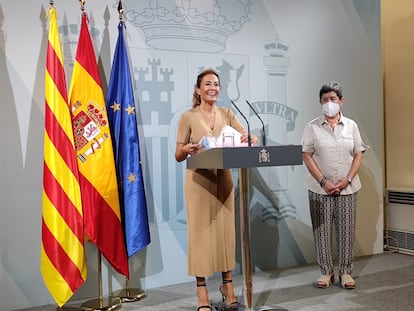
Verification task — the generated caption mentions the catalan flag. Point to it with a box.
[68,12,129,277]
[106,21,150,258]
[41,7,86,306]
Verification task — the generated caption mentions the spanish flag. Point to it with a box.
[68,12,129,277]
[41,7,86,306]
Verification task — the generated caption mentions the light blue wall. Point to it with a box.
[0,0,382,309]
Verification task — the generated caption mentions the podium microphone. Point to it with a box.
[245,100,266,146]
[231,100,251,146]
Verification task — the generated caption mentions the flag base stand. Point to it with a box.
[113,287,146,303]
[80,296,121,311]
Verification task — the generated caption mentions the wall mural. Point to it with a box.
[0,0,382,307]
[47,0,379,291]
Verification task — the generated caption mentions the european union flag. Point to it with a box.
[106,21,150,257]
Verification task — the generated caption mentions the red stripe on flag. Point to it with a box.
[44,103,79,174]
[75,14,101,86]
[79,173,129,276]
[46,41,68,103]
[41,220,85,292]
[43,164,83,242]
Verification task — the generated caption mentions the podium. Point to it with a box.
[187,145,302,311]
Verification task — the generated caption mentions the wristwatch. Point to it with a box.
[347,176,352,185]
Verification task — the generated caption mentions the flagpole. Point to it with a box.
[76,0,120,309]
[112,259,146,303]
[43,1,87,309]
[109,0,149,304]
[113,278,146,303]
[81,251,121,311]
[66,0,130,308]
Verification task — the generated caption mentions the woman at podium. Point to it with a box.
[301,81,368,290]
[175,68,257,311]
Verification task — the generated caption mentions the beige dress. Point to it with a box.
[176,106,245,277]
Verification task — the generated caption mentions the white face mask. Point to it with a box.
[322,101,340,117]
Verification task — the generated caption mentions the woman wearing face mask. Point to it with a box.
[301,81,368,290]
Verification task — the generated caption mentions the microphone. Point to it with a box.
[231,100,251,146]
[245,100,266,146]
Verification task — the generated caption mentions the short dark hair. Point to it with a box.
[319,81,343,100]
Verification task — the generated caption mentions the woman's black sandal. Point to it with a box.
[219,279,240,310]
[197,282,212,310]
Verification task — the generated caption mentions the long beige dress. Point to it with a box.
[176,106,245,277]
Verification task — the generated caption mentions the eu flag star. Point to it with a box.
[127,172,136,183]
[125,105,136,115]
[111,102,121,112]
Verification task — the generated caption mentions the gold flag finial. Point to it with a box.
[47,0,55,19]
[79,0,86,12]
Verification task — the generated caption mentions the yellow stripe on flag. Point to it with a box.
[40,245,74,306]
[42,191,85,268]
[43,133,83,216]
[45,71,76,146]
[70,61,121,219]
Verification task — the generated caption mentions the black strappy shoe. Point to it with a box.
[197,282,212,311]
[219,279,240,310]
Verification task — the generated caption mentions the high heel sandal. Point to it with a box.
[219,279,240,310]
[197,282,212,311]
[340,274,356,289]
[316,273,335,288]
